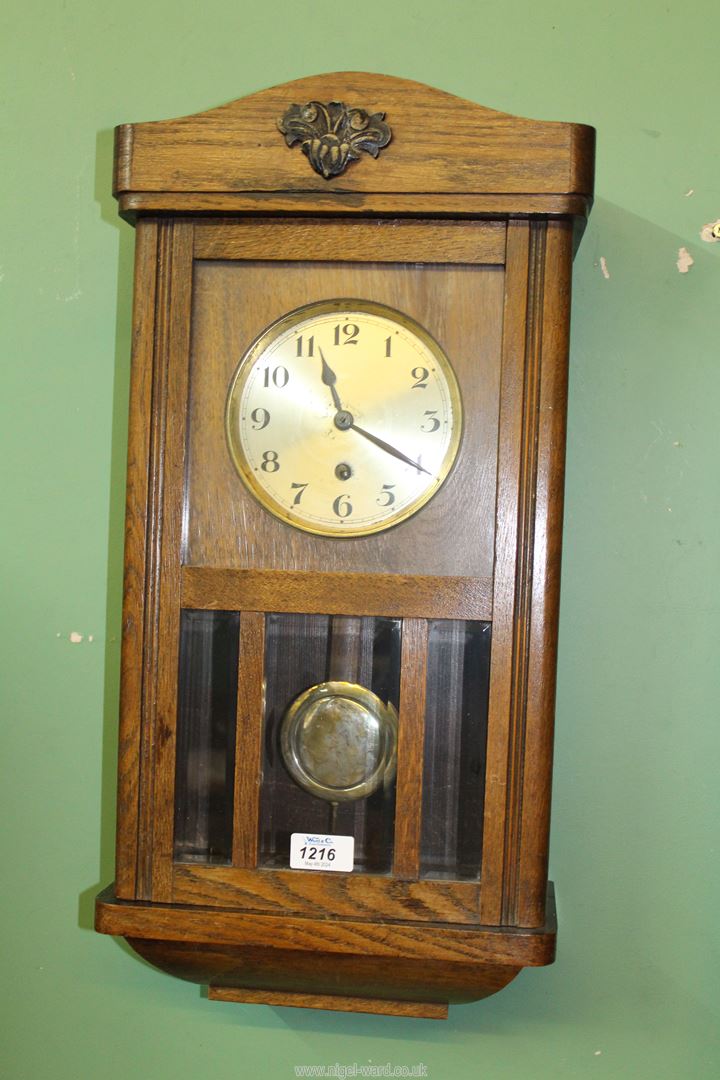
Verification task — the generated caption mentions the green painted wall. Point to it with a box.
[3,2,719,1077]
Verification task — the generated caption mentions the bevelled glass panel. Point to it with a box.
[174,609,239,863]
[258,613,401,873]
[420,620,491,880]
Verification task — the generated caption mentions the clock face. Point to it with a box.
[225,299,462,537]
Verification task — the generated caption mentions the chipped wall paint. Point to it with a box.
[676,246,694,273]
[700,220,720,243]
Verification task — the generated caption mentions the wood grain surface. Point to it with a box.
[393,620,428,880]
[480,220,532,925]
[141,938,521,1011]
[118,190,592,220]
[114,219,158,899]
[231,611,265,868]
[500,219,548,927]
[207,986,449,1018]
[143,220,194,903]
[181,567,492,620]
[96,883,557,967]
[514,219,573,926]
[172,863,483,924]
[114,72,594,205]
[193,218,506,264]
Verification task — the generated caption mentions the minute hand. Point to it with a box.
[349,422,432,476]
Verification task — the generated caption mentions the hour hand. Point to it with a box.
[319,348,343,411]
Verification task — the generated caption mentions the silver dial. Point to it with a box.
[226,299,462,537]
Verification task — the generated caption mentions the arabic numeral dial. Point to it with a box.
[225,300,462,537]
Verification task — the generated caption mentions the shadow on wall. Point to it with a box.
[553,194,719,1024]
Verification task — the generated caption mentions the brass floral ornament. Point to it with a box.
[278,100,392,179]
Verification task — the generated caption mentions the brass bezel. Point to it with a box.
[280,680,398,803]
[225,298,463,538]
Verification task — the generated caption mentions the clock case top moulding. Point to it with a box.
[97,71,595,1019]
[113,70,594,221]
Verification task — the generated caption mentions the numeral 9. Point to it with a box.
[251,408,270,430]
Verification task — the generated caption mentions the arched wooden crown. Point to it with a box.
[114,71,594,219]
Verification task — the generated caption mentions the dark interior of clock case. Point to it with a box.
[420,619,490,879]
[258,612,400,873]
[173,609,490,879]
[173,610,239,864]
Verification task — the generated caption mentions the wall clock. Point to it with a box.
[95,72,594,1018]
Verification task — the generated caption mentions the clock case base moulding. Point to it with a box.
[96,884,556,1019]
[95,71,594,1017]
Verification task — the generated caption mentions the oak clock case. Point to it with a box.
[95,72,595,1019]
